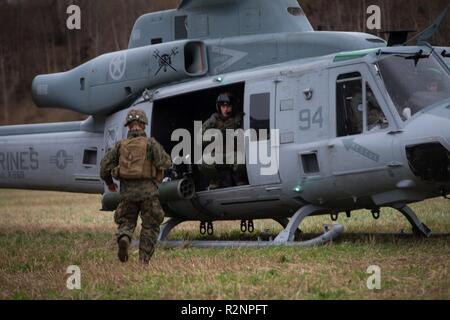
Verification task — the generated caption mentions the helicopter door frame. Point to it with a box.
[329,63,396,139]
[329,63,396,193]
[243,80,281,186]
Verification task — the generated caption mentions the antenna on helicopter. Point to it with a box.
[402,4,449,46]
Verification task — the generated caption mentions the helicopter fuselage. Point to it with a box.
[1,0,449,231]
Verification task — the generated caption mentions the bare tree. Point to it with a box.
[1,58,8,124]
[0,0,448,125]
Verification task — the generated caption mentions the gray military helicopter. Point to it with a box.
[1,0,449,247]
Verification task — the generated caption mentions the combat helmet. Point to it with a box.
[216,92,236,112]
[124,109,149,127]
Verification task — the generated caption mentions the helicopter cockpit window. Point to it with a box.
[443,56,450,68]
[250,93,271,141]
[378,53,450,120]
[442,50,450,68]
[336,72,363,137]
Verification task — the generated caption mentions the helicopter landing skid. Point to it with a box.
[273,217,303,241]
[158,217,186,242]
[392,204,432,237]
[157,205,344,248]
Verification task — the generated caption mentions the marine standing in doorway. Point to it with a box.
[201,92,247,189]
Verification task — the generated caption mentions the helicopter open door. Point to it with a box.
[244,81,281,186]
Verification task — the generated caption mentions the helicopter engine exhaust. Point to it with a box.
[32,40,208,115]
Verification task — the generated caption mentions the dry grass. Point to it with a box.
[0,189,449,300]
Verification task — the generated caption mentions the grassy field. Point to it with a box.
[0,189,449,300]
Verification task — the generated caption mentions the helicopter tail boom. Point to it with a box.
[0,117,104,194]
[32,40,208,116]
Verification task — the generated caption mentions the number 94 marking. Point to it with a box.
[299,107,323,131]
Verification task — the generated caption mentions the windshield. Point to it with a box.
[377,53,450,120]
[444,57,450,69]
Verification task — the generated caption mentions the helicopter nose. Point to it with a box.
[428,103,450,149]
[401,103,450,187]
[409,102,450,148]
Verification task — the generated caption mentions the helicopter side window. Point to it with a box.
[174,15,188,40]
[250,93,271,141]
[82,148,98,166]
[336,72,363,137]
[366,83,388,131]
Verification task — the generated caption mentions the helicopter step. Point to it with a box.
[273,217,303,241]
[273,205,333,243]
[158,218,186,242]
[157,205,344,248]
[392,204,432,238]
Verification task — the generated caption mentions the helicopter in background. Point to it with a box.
[0,0,449,247]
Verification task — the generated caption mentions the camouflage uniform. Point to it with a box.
[100,125,171,262]
[350,92,385,133]
[201,112,247,186]
[202,112,243,134]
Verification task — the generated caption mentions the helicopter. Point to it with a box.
[0,0,449,247]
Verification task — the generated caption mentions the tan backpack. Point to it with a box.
[117,136,152,179]
[113,136,164,182]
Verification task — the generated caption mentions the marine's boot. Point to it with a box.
[139,252,150,265]
[118,236,130,263]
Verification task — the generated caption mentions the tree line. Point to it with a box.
[0,0,448,125]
